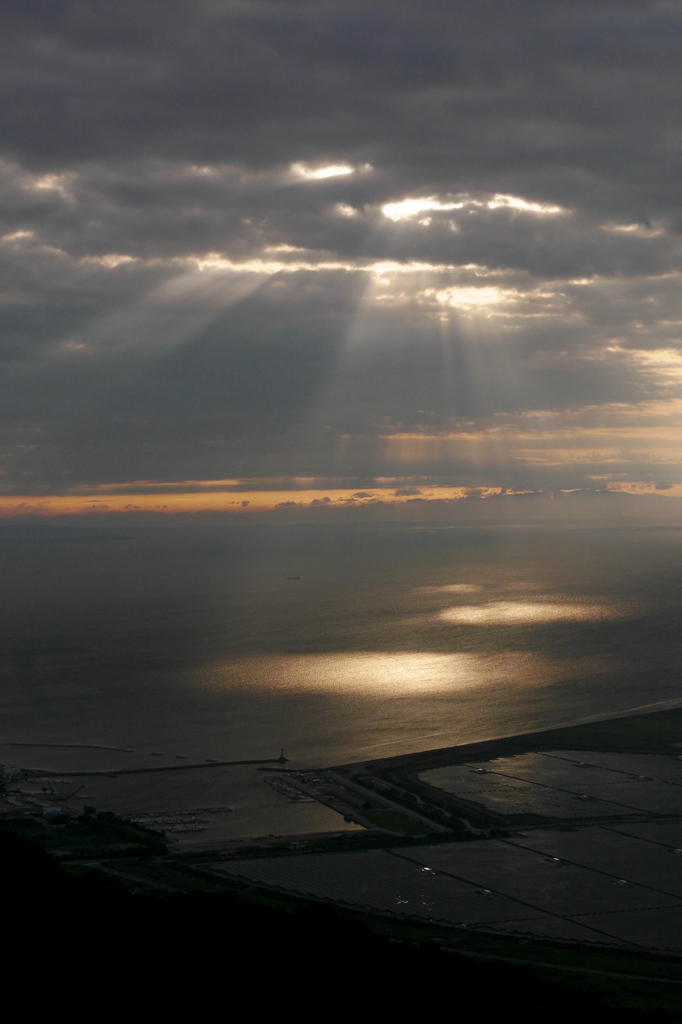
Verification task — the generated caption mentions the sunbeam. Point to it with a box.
[53,267,273,358]
[291,258,537,491]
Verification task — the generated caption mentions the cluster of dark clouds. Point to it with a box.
[2,1,682,502]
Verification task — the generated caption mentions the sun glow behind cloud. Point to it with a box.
[487,194,564,214]
[425,285,512,309]
[381,197,468,221]
[291,162,371,180]
[381,193,566,221]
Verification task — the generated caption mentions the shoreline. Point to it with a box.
[331,704,682,776]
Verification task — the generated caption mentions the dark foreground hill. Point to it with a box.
[1,825,676,1021]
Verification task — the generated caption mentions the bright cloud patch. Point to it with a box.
[487,194,564,214]
[291,162,357,179]
[382,197,467,221]
[427,285,512,309]
[381,193,565,221]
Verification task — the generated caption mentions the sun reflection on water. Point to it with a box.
[419,583,483,593]
[439,601,621,625]
[202,650,585,696]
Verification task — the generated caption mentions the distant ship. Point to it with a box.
[287,576,301,580]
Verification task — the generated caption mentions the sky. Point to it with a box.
[3,0,682,521]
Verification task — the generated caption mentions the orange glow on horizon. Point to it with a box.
[0,486,486,517]
[0,479,681,518]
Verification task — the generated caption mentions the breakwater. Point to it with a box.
[28,758,283,778]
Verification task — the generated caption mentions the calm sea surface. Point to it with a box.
[2,523,681,838]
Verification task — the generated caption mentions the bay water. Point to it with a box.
[2,523,681,841]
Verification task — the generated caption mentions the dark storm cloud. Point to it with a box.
[2,1,680,214]
[2,1,682,498]
[3,2,678,232]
